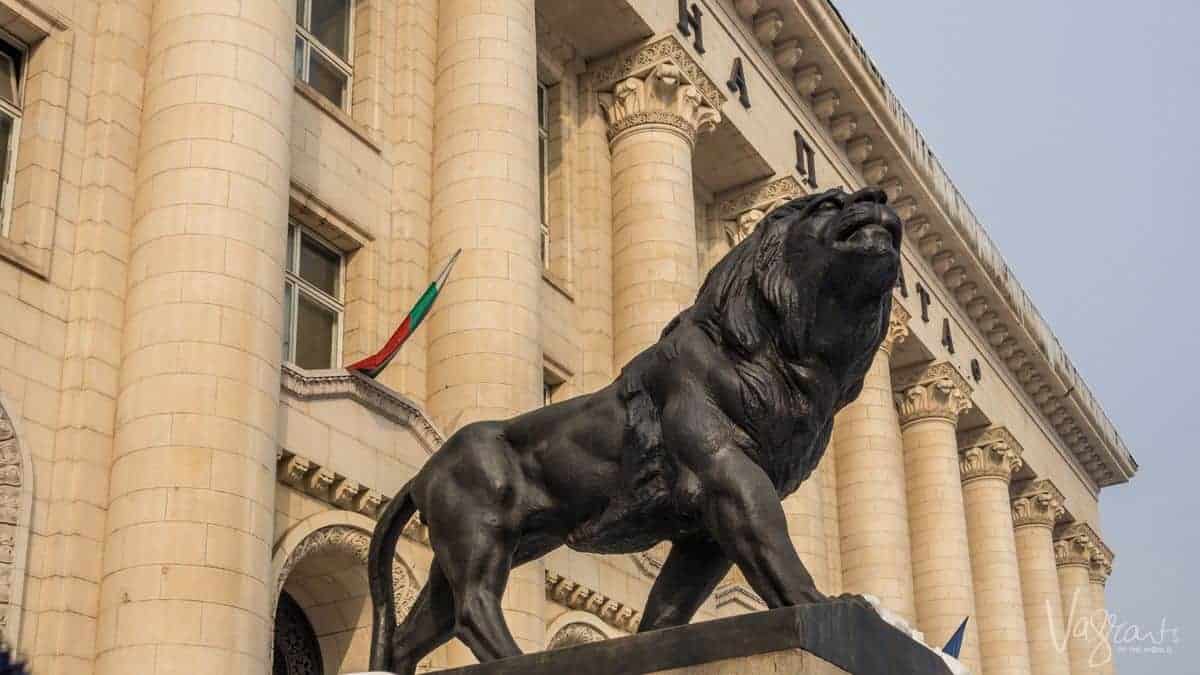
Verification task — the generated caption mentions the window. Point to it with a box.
[295,0,353,109]
[284,223,345,370]
[537,81,551,271]
[0,33,25,237]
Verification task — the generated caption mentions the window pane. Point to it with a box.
[0,115,12,210]
[295,292,337,369]
[294,35,305,80]
[286,225,297,272]
[310,0,350,61]
[299,234,339,296]
[306,49,347,108]
[296,0,306,26]
[282,281,295,361]
[537,83,546,129]
[0,53,14,106]
[538,135,548,224]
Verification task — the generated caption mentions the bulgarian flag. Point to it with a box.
[347,249,461,379]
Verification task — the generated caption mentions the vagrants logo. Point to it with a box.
[1048,590,1182,666]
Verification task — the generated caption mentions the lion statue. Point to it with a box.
[367,187,903,673]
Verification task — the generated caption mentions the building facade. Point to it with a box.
[0,1,1137,674]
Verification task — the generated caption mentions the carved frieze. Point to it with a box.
[548,622,608,649]
[892,362,973,425]
[958,427,1024,484]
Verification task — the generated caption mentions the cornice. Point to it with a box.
[892,361,973,425]
[1011,479,1066,529]
[958,427,1024,484]
[280,364,444,453]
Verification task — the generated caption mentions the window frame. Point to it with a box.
[295,0,355,111]
[0,29,27,239]
[284,221,346,370]
[537,80,551,272]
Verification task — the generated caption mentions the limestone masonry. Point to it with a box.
[0,1,1134,674]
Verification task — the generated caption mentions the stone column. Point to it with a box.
[1055,525,1100,675]
[1012,480,1072,675]
[833,305,917,622]
[96,1,297,673]
[426,0,544,655]
[598,57,720,368]
[783,473,828,592]
[1089,552,1115,675]
[894,362,980,671]
[959,428,1032,675]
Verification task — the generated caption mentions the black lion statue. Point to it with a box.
[368,187,903,673]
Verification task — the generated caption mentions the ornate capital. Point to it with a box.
[598,62,721,145]
[587,36,724,146]
[1011,479,1066,529]
[892,362,973,426]
[715,177,804,246]
[1054,522,1110,571]
[958,427,1024,484]
[1089,552,1113,585]
[880,303,911,355]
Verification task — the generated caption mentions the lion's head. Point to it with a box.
[694,187,901,401]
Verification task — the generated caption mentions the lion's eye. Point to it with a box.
[819,200,840,211]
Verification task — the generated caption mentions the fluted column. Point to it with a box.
[426,0,544,655]
[894,362,980,671]
[959,428,1032,675]
[833,304,917,622]
[596,51,721,367]
[1056,525,1100,675]
[1012,480,1072,675]
[97,1,297,673]
[1089,553,1115,675]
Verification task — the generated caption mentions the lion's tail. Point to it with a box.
[368,480,417,671]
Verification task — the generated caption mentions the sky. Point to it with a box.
[833,2,1198,672]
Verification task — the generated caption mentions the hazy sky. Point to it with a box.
[834,2,1198,672]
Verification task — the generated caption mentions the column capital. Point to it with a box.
[958,426,1023,484]
[1010,479,1066,529]
[880,303,911,356]
[892,361,973,426]
[1054,522,1112,572]
[715,176,804,245]
[1089,552,1114,586]
[588,36,725,146]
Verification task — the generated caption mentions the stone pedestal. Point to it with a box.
[424,600,960,675]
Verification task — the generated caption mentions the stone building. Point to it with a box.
[0,0,1136,674]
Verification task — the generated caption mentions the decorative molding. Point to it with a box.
[958,427,1024,484]
[548,622,608,650]
[631,541,669,579]
[714,581,766,613]
[545,571,642,634]
[1010,479,1066,529]
[280,364,444,453]
[0,395,29,647]
[880,303,911,355]
[275,525,418,620]
[892,362,973,426]
[1089,552,1113,586]
[585,35,726,110]
[597,63,720,145]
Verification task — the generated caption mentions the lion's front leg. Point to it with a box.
[639,537,732,632]
[697,450,826,608]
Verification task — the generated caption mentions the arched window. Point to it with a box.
[273,590,325,675]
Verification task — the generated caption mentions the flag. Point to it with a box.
[942,616,969,659]
[347,249,461,379]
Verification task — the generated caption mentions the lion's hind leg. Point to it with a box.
[389,561,456,675]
